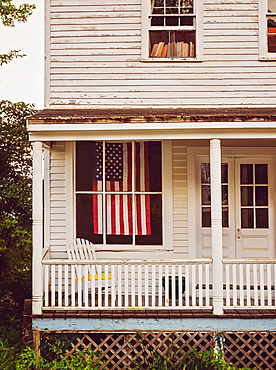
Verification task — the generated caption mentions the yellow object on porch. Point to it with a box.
[76,274,113,283]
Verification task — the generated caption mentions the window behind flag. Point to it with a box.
[76,141,162,246]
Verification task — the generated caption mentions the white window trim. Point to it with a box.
[68,140,173,251]
[141,0,203,62]
[259,0,276,60]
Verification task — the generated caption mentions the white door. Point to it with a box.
[235,158,275,259]
[197,157,275,259]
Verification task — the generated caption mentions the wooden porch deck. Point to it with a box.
[37,307,276,319]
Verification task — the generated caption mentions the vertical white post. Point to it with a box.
[32,141,44,315]
[210,139,223,315]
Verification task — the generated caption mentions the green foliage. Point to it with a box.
[130,335,259,370]
[0,293,24,370]
[0,0,35,27]
[0,100,36,304]
[16,342,105,370]
[0,0,36,64]
[0,50,26,66]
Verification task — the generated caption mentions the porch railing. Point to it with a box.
[42,259,212,309]
[223,259,276,308]
[41,258,276,311]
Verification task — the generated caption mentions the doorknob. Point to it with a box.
[237,228,241,240]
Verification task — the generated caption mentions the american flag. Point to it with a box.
[92,142,151,236]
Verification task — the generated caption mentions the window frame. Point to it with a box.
[72,140,173,251]
[141,0,203,61]
[259,0,276,60]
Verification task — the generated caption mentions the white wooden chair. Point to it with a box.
[67,238,113,283]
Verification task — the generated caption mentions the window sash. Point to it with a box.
[75,141,163,246]
[142,0,202,60]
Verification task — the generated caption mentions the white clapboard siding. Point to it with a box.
[172,141,188,255]
[46,0,276,108]
[50,142,67,258]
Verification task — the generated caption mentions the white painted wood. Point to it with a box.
[234,157,275,259]
[32,142,44,315]
[42,258,212,309]
[42,0,276,108]
[210,139,223,315]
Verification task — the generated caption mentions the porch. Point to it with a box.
[40,257,276,312]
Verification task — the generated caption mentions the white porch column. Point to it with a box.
[210,139,223,315]
[32,141,43,315]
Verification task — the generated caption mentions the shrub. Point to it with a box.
[16,341,105,370]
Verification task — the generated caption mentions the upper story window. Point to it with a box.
[142,0,202,60]
[267,0,276,52]
[259,0,276,59]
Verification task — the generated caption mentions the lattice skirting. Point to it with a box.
[39,331,276,369]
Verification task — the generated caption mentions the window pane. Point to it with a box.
[165,16,178,26]
[240,164,253,184]
[201,185,211,205]
[202,207,211,227]
[255,164,268,184]
[76,194,103,244]
[201,163,210,183]
[267,16,276,52]
[105,142,132,192]
[241,186,253,206]
[268,0,276,13]
[76,141,103,191]
[136,194,162,245]
[135,141,162,192]
[256,208,269,228]
[151,16,164,26]
[241,208,254,229]
[106,194,133,236]
[255,186,268,206]
[149,30,195,57]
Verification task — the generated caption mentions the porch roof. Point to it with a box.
[28,107,276,125]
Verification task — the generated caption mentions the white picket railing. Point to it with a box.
[223,259,276,308]
[42,259,212,309]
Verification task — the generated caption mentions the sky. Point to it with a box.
[0,0,44,109]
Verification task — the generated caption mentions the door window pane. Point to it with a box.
[256,208,269,228]
[222,185,228,206]
[241,208,254,229]
[201,163,210,183]
[222,207,229,228]
[201,185,211,205]
[241,186,253,206]
[221,163,228,183]
[202,207,211,228]
[255,164,268,184]
[255,186,268,206]
[240,164,253,184]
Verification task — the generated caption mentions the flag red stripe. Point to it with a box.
[111,194,116,234]
[145,194,151,234]
[128,194,133,235]
[119,194,124,235]
[136,194,142,235]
